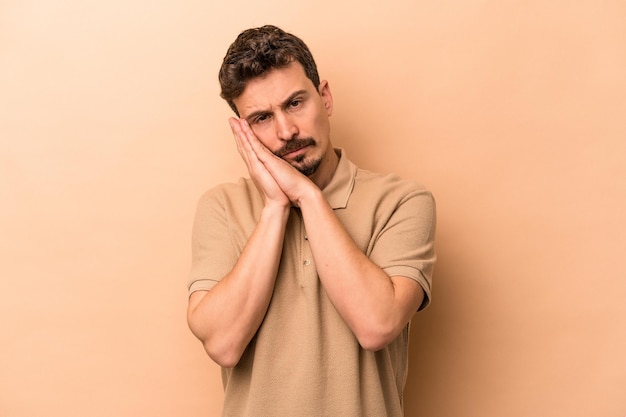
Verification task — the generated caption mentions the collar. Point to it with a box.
[321,148,356,210]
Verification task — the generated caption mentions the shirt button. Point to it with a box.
[304,235,308,240]
[303,259,311,266]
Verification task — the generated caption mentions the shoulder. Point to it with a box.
[354,167,434,205]
[197,177,259,207]
[192,177,262,235]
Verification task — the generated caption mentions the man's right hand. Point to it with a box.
[229,118,291,209]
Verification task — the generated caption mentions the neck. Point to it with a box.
[311,147,340,190]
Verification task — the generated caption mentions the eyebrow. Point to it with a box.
[244,89,309,123]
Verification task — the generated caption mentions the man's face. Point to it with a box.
[232,62,334,178]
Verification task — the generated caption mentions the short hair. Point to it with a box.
[219,25,321,115]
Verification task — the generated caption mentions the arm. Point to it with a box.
[186,120,291,368]
[239,120,427,351]
[298,189,425,351]
[187,204,289,367]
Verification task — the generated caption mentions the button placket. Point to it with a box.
[302,229,312,268]
[300,219,315,287]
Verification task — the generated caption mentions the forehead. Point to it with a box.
[234,62,315,117]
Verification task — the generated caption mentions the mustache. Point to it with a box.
[274,138,316,158]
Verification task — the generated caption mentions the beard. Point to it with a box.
[292,155,322,176]
[274,137,321,176]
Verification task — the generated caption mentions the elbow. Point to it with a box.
[209,352,241,369]
[203,339,244,368]
[358,334,394,352]
[355,324,399,352]
[188,318,244,367]
[187,308,244,368]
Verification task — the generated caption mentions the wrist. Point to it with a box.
[295,186,324,208]
[261,201,291,222]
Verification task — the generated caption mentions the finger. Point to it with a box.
[239,120,282,165]
[229,118,245,155]
[232,118,276,186]
[229,118,255,168]
[237,120,265,168]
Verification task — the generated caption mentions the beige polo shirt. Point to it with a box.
[189,149,436,417]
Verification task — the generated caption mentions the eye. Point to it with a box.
[289,98,303,109]
[252,113,271,124]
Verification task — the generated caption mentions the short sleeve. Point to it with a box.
[187,189,239,294]
[370,187,437,310]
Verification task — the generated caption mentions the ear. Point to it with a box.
[318,80,333,117]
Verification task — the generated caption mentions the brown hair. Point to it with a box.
[218,25,320,115]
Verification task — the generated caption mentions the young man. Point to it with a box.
[187,25,436,417]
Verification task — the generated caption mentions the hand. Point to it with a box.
[234,119,317,206]
[229,118,290,208]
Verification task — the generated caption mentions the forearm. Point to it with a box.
[187,203,290,367]
[298,189,423,350]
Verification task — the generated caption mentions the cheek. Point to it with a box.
[314,114,331,137]
[303,110,328,136]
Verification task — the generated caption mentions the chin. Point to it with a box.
[295,157,322,177]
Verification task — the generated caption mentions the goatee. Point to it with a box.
[274,137,320,176]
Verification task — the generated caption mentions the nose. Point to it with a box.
[275,112,299,141]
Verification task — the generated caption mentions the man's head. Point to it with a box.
[220,25,337,186]
[219,25,320,116]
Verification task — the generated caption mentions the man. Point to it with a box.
[187,25,436,417]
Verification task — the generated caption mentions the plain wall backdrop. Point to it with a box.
[1,1,624,416]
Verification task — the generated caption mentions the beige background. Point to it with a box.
[2,1,625,416]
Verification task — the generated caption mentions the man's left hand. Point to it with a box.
[237,119,316,206]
